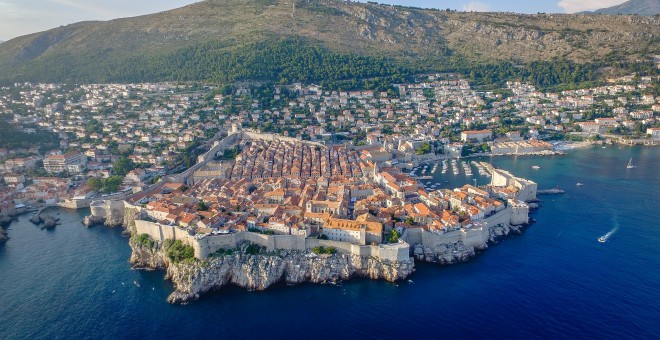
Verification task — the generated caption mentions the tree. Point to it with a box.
[415,142,431,155]
[165,239,195,263]
[196,200,209,211]
[112,156,136,177]
[405,217,415,225]
[87,177,103,191]
[387,229,401,243]
[102,176,123,193]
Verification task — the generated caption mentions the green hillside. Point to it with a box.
[0,0,658,87]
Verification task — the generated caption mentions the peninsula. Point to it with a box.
[88,129,537,303]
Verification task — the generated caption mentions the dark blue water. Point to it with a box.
[1,146,659,339]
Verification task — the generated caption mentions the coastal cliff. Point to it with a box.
[130,239,414,304]
[413,241,476,264]
[0,227,8,243]
[411,224,526,264]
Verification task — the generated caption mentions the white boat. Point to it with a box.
[626,158,634,169]
[576,183,584,186]
[531,165,540,169]
[598,236,606,243]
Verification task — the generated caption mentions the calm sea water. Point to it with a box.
[1,146,659,339]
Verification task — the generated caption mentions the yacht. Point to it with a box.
[576,182,584,186]
[598,236,606,243]
[626,158,634,169]
[531,165,540,170]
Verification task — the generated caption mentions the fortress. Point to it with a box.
[86,130,536,265]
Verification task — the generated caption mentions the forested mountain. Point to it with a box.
[0,0,658,88]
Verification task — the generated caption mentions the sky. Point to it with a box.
[0,0,628,41]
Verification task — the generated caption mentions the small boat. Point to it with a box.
[408,280,414,284]
[598,236,606,243]
[112,290,116,294]
[531,165,540,170]
[626,158,634,169]
[133,280,140,287]
[576,183,584,186]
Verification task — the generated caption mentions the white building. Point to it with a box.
[43,151,87,174]
[461,130,492,142]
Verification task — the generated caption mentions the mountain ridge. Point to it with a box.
[583,0,660,15]
[0,0,658,85]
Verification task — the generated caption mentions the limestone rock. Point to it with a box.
[0,227,8,243]
[83,215,105,228]
[129,240,414,304]
[417,241,476,265]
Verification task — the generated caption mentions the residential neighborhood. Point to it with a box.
[0,73,658,214]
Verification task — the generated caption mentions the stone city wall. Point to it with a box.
[134,219,408,261]
[241,131,324,147]
[403,206,517,249]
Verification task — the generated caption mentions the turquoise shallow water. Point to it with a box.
[1,146,659,339]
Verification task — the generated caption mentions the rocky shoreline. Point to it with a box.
[413,223,526,264]
[0,227,8,243]
[128,222,530,304]
[130,239,415,304]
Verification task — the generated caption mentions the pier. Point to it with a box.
[537,188,565,195]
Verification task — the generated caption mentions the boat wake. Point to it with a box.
[599,227,618,243]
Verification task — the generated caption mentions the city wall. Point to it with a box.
[89,199,126,225]
[241,131,324,147]
[403,206,517,249]
[134,220,409,262]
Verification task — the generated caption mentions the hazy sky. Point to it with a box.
[0,0,628,41]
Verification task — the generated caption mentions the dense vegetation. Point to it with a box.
[134,233,156,248]
[454,57,659,91]
[0,120,60,151]
[311,246,337,255]
[87,176,124,194]
[387,229,400,244]
[0,0,657,90]
[415,142,432,155]
[5,36,655,93]
[164,239,196,263]
[2,38,413,91]
[112,156,137,177]
[2,28,657,93]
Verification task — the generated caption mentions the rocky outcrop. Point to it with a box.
[413,241,476,264]
[488,224,524,243]
[86,200,126,228]
[83,215,105,228]
[130,240,414,304]
[410,223,529,265]
[0,227,8,243]
[40,217,59,229]
[123,206,141,233]
[0,215,12,228]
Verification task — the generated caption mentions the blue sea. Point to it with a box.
[1,146,659,339]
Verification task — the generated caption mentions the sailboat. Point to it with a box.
[626,158,634,169]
